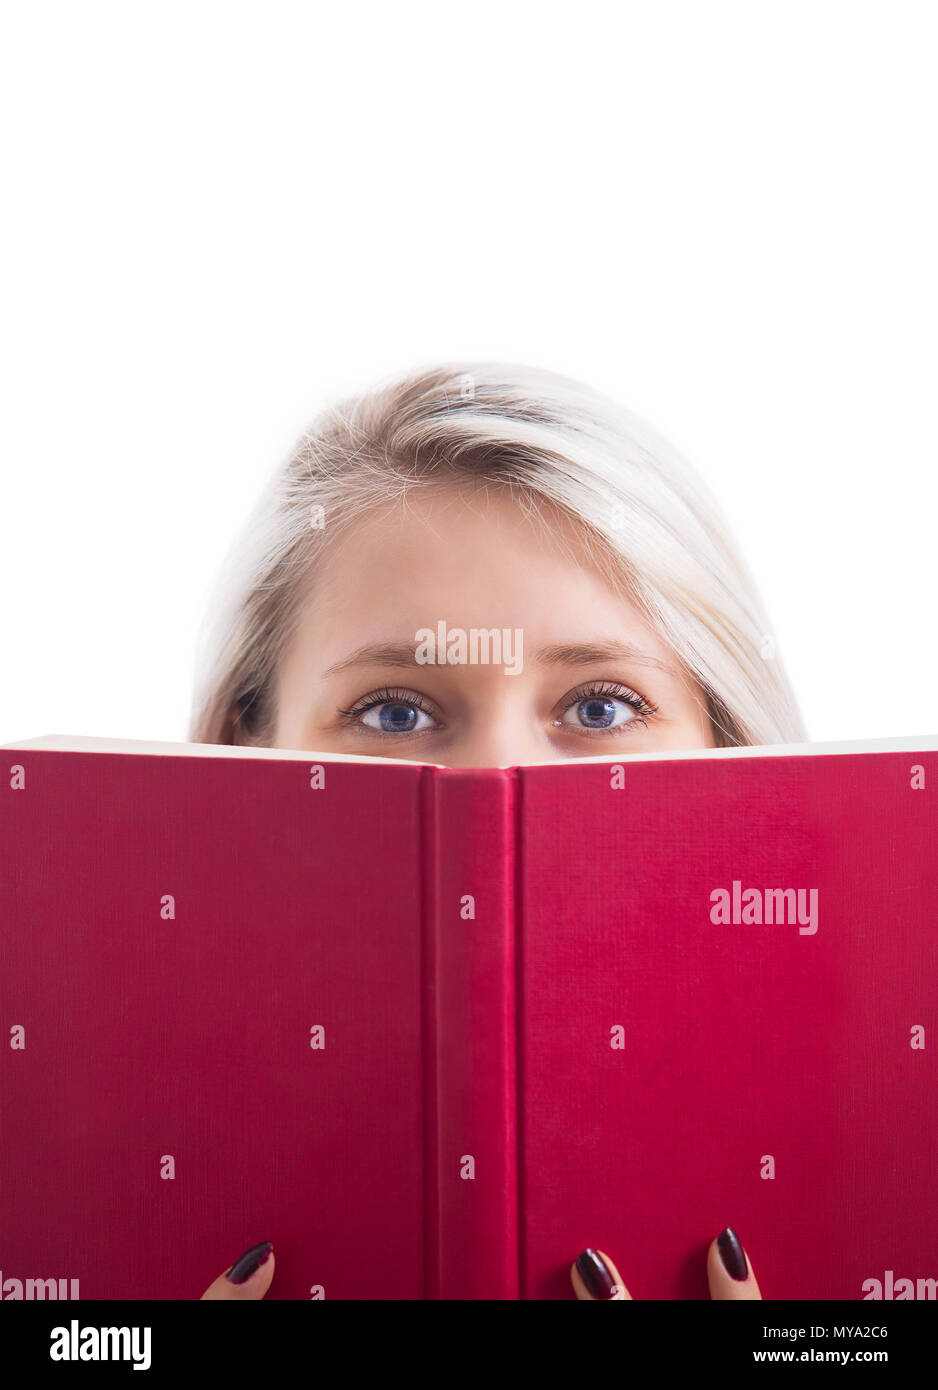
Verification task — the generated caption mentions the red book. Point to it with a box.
[1,733,936,1301]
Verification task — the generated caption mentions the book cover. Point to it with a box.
[1,735,936,1300]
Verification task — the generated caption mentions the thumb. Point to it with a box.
[201,1240,275,1300]
[570,1248,632,1300]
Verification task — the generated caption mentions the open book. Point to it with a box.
[1,732,936,1301]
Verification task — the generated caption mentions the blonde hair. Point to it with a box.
[189,361,805,748]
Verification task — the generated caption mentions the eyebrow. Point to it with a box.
[322,638,680,679]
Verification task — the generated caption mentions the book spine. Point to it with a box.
[420,767,519,1299]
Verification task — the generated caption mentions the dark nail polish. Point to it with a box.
[575,1248,617,1299]
[717,1227,748,1281]
[225,1240,273,1285]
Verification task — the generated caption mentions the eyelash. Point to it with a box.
[558,680,659,735]
[336,682,659,735]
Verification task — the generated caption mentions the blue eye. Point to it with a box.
[360,701,436,733]
[560,695,638,730]
[340,681,655,739]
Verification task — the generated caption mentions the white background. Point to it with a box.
[1,1,935,745]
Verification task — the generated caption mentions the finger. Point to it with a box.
[200,1240,275,1300]
[571,1247,632,1300]
[706,1227,762,1300]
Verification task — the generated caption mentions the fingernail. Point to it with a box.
[225,1240,273,1284]
[575,1248,617,1299]
[716,1227,748,1281]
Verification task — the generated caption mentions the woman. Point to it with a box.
[191,361,804,1299]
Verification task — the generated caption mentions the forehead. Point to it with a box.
[286,484,667,664]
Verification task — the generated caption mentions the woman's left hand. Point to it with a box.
[571,1226,762,1300]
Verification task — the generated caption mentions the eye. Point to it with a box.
[361,700,435,733]
[556,682,657,733]
[337,687,440,735]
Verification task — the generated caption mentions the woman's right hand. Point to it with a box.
[201,1241,275,1299]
